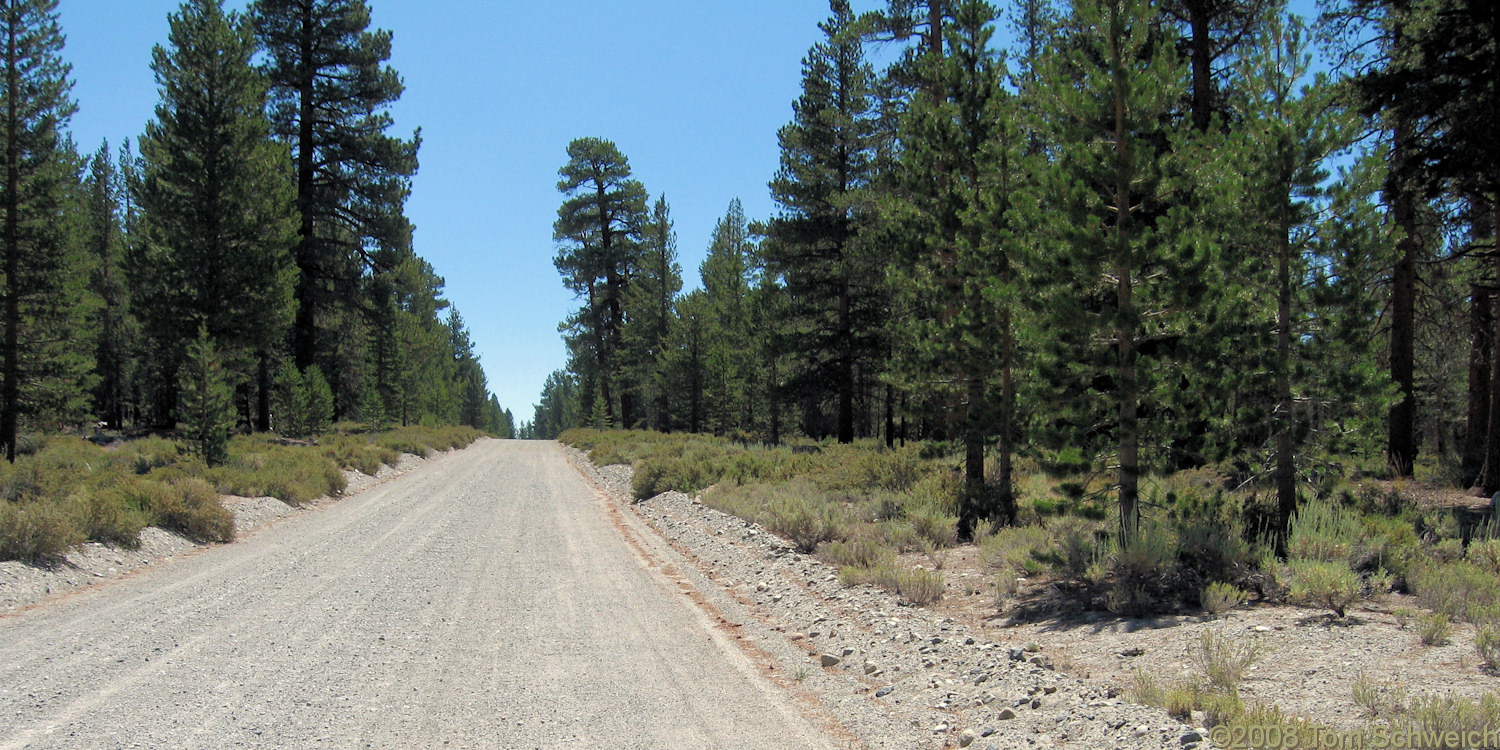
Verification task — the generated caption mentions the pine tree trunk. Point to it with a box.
[1483,202,1500,494]
[884,383,895,449]
[2,17,18,463]
[292,0,317,372]
[1275,201,1297,551]
[1187,0,1212,133]
[1111,10,1139,541]
[1464,278,1493,486]
[997,304,1016,525]
[837,281,854,444]
[256,352,272,432]
[961,376,985,539]
[1387,120,1419,476]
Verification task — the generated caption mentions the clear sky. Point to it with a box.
[63,0,885,422]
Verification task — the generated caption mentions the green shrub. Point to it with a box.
[1288,497,1363,564]
[1201,692,1246,728]
[1202,581,1248,617]
[1468,538,1500,576]
[1105,521,1177,615]
[1048,517,1101,580]
[1288,559,1362,617]
[822,537,894,571]
[905,502,958,549]
[979,524,1052,576]
[1417,612,1452,646]
[123,477,233,543]
[767,492,845,553]
[321,435,399,476]
[1402,692,1500,744]
[1408,561,1500,622]
[1174,493,1252,583]
[0,499,82,561]
[1477,627,1500,671]
[75,491,149,548]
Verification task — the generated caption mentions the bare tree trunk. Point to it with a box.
[1387,120,1419,476]
[961,376,986,539]
[1275,198,1297,551]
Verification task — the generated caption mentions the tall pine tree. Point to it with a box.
[553,137,648,428]
[0,0,92,460]
[254,0,419,380]
[764,0,884,444]
[136,0,297,429]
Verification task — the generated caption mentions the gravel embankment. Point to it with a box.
[563,447,1204,750]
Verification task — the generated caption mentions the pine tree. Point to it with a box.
[764,0,884,444]
[179,327,235,465]
[700,199,756,435]
[0,0,93,461]
[620,194,682,432]
[253,0,419,377]
[553,137,648,428]
[1034,0,1191,538]
[663,290,711,433]
[271,359,305,436]
[84,141,136,430]
[886,0,1027,530]
[136,0,297,430]
[1223,10,1357,544]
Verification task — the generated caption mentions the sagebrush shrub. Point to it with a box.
[1202,581,1248,617]
[1288,498,1363,564]
[1477,627,1500,671]
[0,500,82,561]
[895,566,943,605]
[1194,629,1264,694]
[1288,559,1362,617]
[1417,612,1452,646]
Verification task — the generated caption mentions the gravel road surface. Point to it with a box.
[0,439,838,749]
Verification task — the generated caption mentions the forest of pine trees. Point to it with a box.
[532,0,1500,540]
[0,0,515,454]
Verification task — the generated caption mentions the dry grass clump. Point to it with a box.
[894,566,944,605]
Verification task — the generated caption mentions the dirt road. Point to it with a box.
[0,439,838,749]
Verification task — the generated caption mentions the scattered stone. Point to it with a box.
[1119,647,1145,657]
[864,661,878,675]
[875,685,894,698]
[820,653,840,667]
[1182,730,1205,746]
[997,708,1017,720]
[958,728,977,747]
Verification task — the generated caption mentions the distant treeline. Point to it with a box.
[0,0,515,452]
[529,0,1499,541]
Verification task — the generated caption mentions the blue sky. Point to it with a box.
[64,0,885,420]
